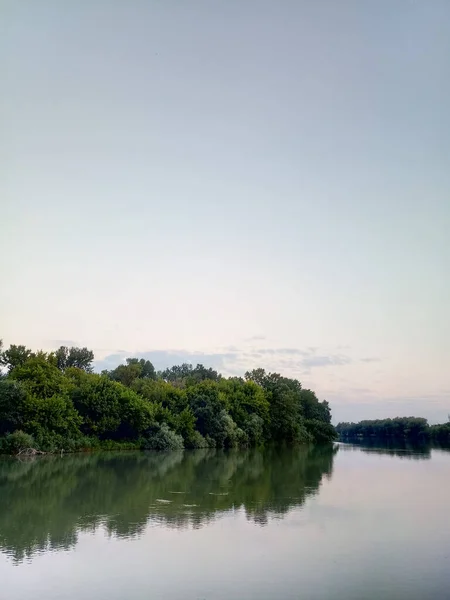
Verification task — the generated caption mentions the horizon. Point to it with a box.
[2,1,449,425]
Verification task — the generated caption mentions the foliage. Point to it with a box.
[246,370,304,442]
[22,394,82,440]
[160,363,220,386]
[55,346,94,372]
[304,419,335,444]
[143,423,184,451]
[71,373,155,439]
[108,358,157,387]
[0,341,337,454]
[0,344,34,373]
[9,356,69,399]
[336,417,430,441]
[0,380,28,435]
[0,430,35,454]
[429,422,450,443]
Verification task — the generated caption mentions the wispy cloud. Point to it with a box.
[360,357,381,363]
[94,346,356,376]
[300,355,352,368]
[257,348,312,356]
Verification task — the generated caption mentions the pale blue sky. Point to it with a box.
[2,1,449,423]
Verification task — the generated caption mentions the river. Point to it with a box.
[0,443,449,599]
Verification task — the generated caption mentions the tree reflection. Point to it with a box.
[337,439,450,459]
[0,445,337,563]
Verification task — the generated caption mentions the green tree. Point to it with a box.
[220,377,270,432]
[55,346,94,373]
[1,345,34,373]
[185,381,240,447]
[125,358,156,380]
[246,370,307,443]
[109,362,143,387]
[23,394,82,442]
[71,373,155,439]
[300,389,331,423]
[0,380,28,435]
[9,355,69,399]
[109,358,156,386]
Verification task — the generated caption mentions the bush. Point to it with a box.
[143,423,184,451]
[0,431,35,454]
[186,430,210,449]
[97,439,142,451]
[243,414,264,445]
[23,394,82,439]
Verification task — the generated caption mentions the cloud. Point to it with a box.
[94,352,128,371]
[94,345,359,378]
[360,357,381,363]
[245,335,266,342]
[257,348,312,356]
[300,355,352,368]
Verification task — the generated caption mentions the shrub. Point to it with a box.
[143,423,184,451]
[0,431,35,454]
[186,430,210,449]
[243,414,264,445]
[23,394,82,439]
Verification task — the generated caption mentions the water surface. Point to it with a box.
[0,444,449,599]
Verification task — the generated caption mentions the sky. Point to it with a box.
[1,0,449,423]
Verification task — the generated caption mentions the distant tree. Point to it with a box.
[187,364,220,384]
[109,362,143,387]
[55,346,94,373]
[125,358,156,380]
[1,345,34,373]
[336,417,429,440]
[159,363,219,386]
[108,358,156,387]
[244,368,267,387]
[160,363,193,383]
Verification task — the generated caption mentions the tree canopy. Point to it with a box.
[0,341,337,454]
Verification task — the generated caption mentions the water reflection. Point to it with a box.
[0,445,337,563]
[338,439,450,459]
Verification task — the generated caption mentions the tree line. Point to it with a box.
[0,340,337,454]
[336,417,450,443]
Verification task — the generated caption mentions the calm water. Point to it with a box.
[1,444,449,600]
